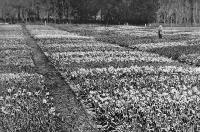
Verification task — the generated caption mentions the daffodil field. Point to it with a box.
[0,25,58,131]
[54,24,200,66]
[25,24,200,131]
[1,24,200,131]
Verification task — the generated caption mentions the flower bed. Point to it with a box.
[44,50,176,73]
[0,39,34,73]
[26,25,92,39]
[0,39,28,50]
[0,73,61,131]
[133,41,194,50]
[179,53,200,66]
[66,66,200,131]
[0,73,43,91]
[0,24,61,131]
[46,50,174,68]
[0,25,25,39]
[0,50,34,66]
[28,24,200,131]
[38,38,129,52]
[0,25,34,72]
[54,24,196,47]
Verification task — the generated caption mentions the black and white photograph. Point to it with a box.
[0,0,200,131]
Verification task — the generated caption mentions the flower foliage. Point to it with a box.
[0,73,61,132]
[68,66,200,131]
[27,24,200,131]
[0,24,61,131]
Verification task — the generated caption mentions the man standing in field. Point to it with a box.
[158,25,163,39]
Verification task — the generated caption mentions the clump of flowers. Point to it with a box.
[68,66,200,132]
[0,86,61,132]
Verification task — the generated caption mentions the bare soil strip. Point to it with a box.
[22,24,97,132]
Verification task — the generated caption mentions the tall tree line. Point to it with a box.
[157,0,200,25]
[1,0,199,25]
[0,0,158,24]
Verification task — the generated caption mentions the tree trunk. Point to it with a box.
[18,7,21,22]
[195,0,198,24]
[190,0,194,25]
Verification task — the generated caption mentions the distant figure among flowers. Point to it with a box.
[158,25,163,39]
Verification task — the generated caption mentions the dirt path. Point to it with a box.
[22,24,97,132]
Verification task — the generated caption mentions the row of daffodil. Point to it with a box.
[45,50,174,66]
[0,39,28,50]
[0,49,34,66]
[133,41,195,50]
[33,28,132,52]
[99,25,200,38]
[0,25,22,30]
[0,25,25,39]
[0,28,34,72]
[55,24,200,42]
[0,72,43,87]
[0,25,61,131]
[41,40,121,47]
[26,25,92,39]
[0,72,60,131]
[0,41,34,72]
[179,53,200,66]
[57,24,156,38]
[93,25,157,38]
[65,24,145,32]
[164,29,200,37]
[66,65,200,131]
[94,25,146,31]
[40,40,130,53]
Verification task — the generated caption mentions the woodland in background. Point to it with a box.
[158,0,200,26]
[0,0,199,25]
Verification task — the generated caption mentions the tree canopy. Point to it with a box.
[157,0,200,25]
[0,0,199,25]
